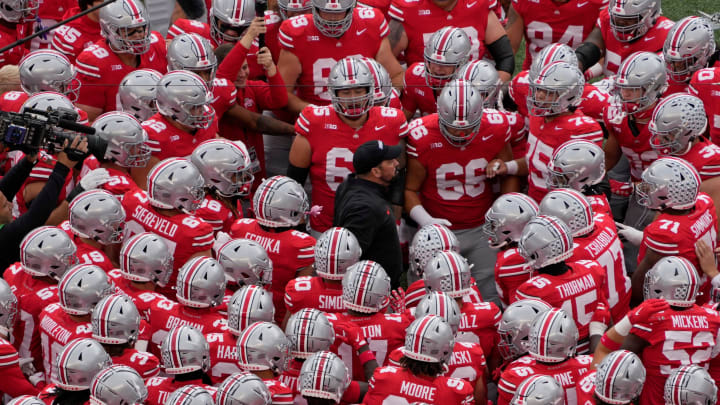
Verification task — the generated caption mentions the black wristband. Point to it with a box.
[487,35,515,75]
[575,42,602,72]
[389,168,406,206]
[287,163,310,186]
[65,184,85,203]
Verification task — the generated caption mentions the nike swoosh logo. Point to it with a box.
[466,1,477,7]
[644,36,655,42]
[374,125,385,130]
[356,29,367,36]
[149,54,155,62]
[481,135,492,141]
[577,1,588,6]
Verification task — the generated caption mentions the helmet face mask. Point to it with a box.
[99,0,152,55]
[118,69,162,122]
[311,0,355,38]
[437,79,484,147]
[663,17,716,83]
[167,34,218,89]
[424,27,471,91]
[648,94,708,155]
[0,0,39,23]
[528,61,584,117]
[156,71,216,130]
[608,0,660,42]
[191,139,255,197]
[328,57,375,118]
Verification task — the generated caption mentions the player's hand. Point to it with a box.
[240,17,266,48]
[79,168,112,190]
[627,298,668,325]
[57,135,88,168]
[609,179,634,197]
[409,205,452,227]
[257,47,276,76]
[615,222,643,246]
[389,287,406,314]
[695,240,719,278]
[486,159,507,178]
[213,231,232,255]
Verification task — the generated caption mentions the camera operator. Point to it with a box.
[0,135,88,274]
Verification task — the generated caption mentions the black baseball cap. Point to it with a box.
[353,140,402,174]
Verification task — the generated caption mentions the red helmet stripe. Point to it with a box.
[314,353,328,391]
[445,253,463,291]
[344,58,355,82]
[255,176,281,222]
[233,0,244,21]
[237,323,259,364]
[412,316,435,354]
[456,81,466,122]
[125,0,142,19]
[434,28,456,59]
[189,34,208,64]
[238,286,258,331]
[601,351,630,398]
[97,296,117,339]
[542,44,560,67]
[671,17,696,51]
[434,225,451,250]
[328,228,342,275]
[355,262,374,307]
[298,310,312,353]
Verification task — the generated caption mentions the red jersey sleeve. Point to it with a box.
[112,348,161,379]
[258,73,289,110]
[641,220,681,256]
[0,338,39,397]
[294,106,314,138]
[283,276,316,313]
[75,42,110,109]
[277,17,304,52]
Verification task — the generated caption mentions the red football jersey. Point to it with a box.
[586,193,611,217]
[689,67,720,145]
[206,330,240,384]
[0,337,39,398]
[575,369,597,405]
[50,7,102,64]
[75,33,168,112]
[284,276,345,314]
[513,0,604,70]
[339,312,411,368]
[264,378,294,405]
[107,269,166,320]
[0,23,30,66]
[525,111,603,202]
[388,0,489,66]
[456,301,501,363]
[295,105,407,232]
[143,113,218,161]
[671,138,720,181]
[15,154,76,217]
[497,354,593,405]
[0,91,28,113]
[630,304,720,405]
[13,284,58,376]
[401,62,438,116]
[111,348,161,379]
[166,18,213,43]
[278,8,388,105]
[603,106,658,182]
[388,341,487,386]
[146,377,215,405]
[494,247,530,308]
[364,365,474,404]
[407,111,511,230]
[90,167,138,199]
[570,213,630,323]
[59,221,115,272]
[514,260,608,353]
[597,10,674,76]
[404,279,484,309]
[211,77,239,118]
[195,195,240,234]
[38,303,93,383]
[506,110,529,159]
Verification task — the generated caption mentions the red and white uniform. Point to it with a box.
[497,354,594,405]
[0,338,39,397]
[79,163,138,200]
[143,113,218,161]
[514,260,609,354]
[597,9,674,76]
[673,139,720,181]
[401,63,438,116]
[363,365,474,404]
[263,378,294,405]
[146,377,215,405]
[206,330,240,384]
[0,22,31,66]
[107,269,166,321]
[195,196,240,234]
[690,67,720,145]
[456,301,501,363]
[404,279,484,309]
[58,221,114,272]
[111,348,161,379]
[603,106,657,182]
[337,312,411,369]
[513,0,604,70]
[638,193,718,304]
[75,33,167,112]
[284,276,345,314]
[525,111,603,202]
[586,193,612,217]
[388,0,489,66]
[388,341,487,386]
[575,370,597,405]
[629,303,720,405]
[295,105,407,232]
[494,247,530,308]
[38,303,93,383]
[407,111,511,230]
[569,213,630,323]
[278,8,388,105]
[506,110,529,159]
[0,91,29,113]
[14,285,58,375]
[51,7,102,64]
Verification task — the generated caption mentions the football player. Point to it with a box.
[229,176,316,323]
[216,238,273,291]
[510,375,564,405]
[89,365,149,405]
[406,78,512,304]
[51,0,104,64]
[575,349,646,405]
[496,299,552,370]
[663,16,717,94]
[216,373,272,405]
[0,0,35,66]
[74,0,167,121]
[0,280,40,396]
[663,365,718,405]
[288,57,407,235]
[689,50,720,146]
[117,69,162,122]
[298,352,354,405]
[361,57,402,109]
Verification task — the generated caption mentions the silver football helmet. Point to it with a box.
[424,27,471,90]
[423,250,472,298]
[147,158,206,213]
[99,0,151,54]
[167,33,218,88]
[53,338,112,391]
[649,93,708,155]
[252,176,309,227]
[510,375,564,405]
[176,256,227,308]
[299,351,351,402]
[69,190,126,245]
[119,232,173,286]
[328,57,374,118]
[608,0,661,42]
[0,0,37,22]
[237,321,291,374]
[528,61,584,117]
[118,68,162,122]
[91,294,141,345]
[311,0,355,38]
[644,256,699,307]
[664,365,718,405]
[191,139,254,197]
[518,215,574,269]
[402,315,455,365]
[360,57,393,107]
[20,225,78,280]
[614,51,668,115]
[437,79,485,147]
[538,189,595,237]
[21,91,77,118]
[0,279,17,336]
[278,0,311,19]
[636,157,700,210]
[314,227,362,280]
[210,0,255,44]
[167,386,215,405]
[664,16,716,83]
[226,285,275,336]
[497,299,553,361]
[285,308,336,359]
[414,291,461,334]
[528,308,578,363]
[548,140,606,192]
[595,350,646,405]
[216,372,272,405]
[58,264,114,316]
[342,260,391,313]
[92,111,150,167]
[529,43,579,80]
[161,325,211,374]
[409,224,460,277]
[483,193,539,249]
[90,365,148,405]
[157,70,215,129]
[7,396,45,405]
[455,60,501,107]
[217,239,273,286]
[19,50,80,101]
